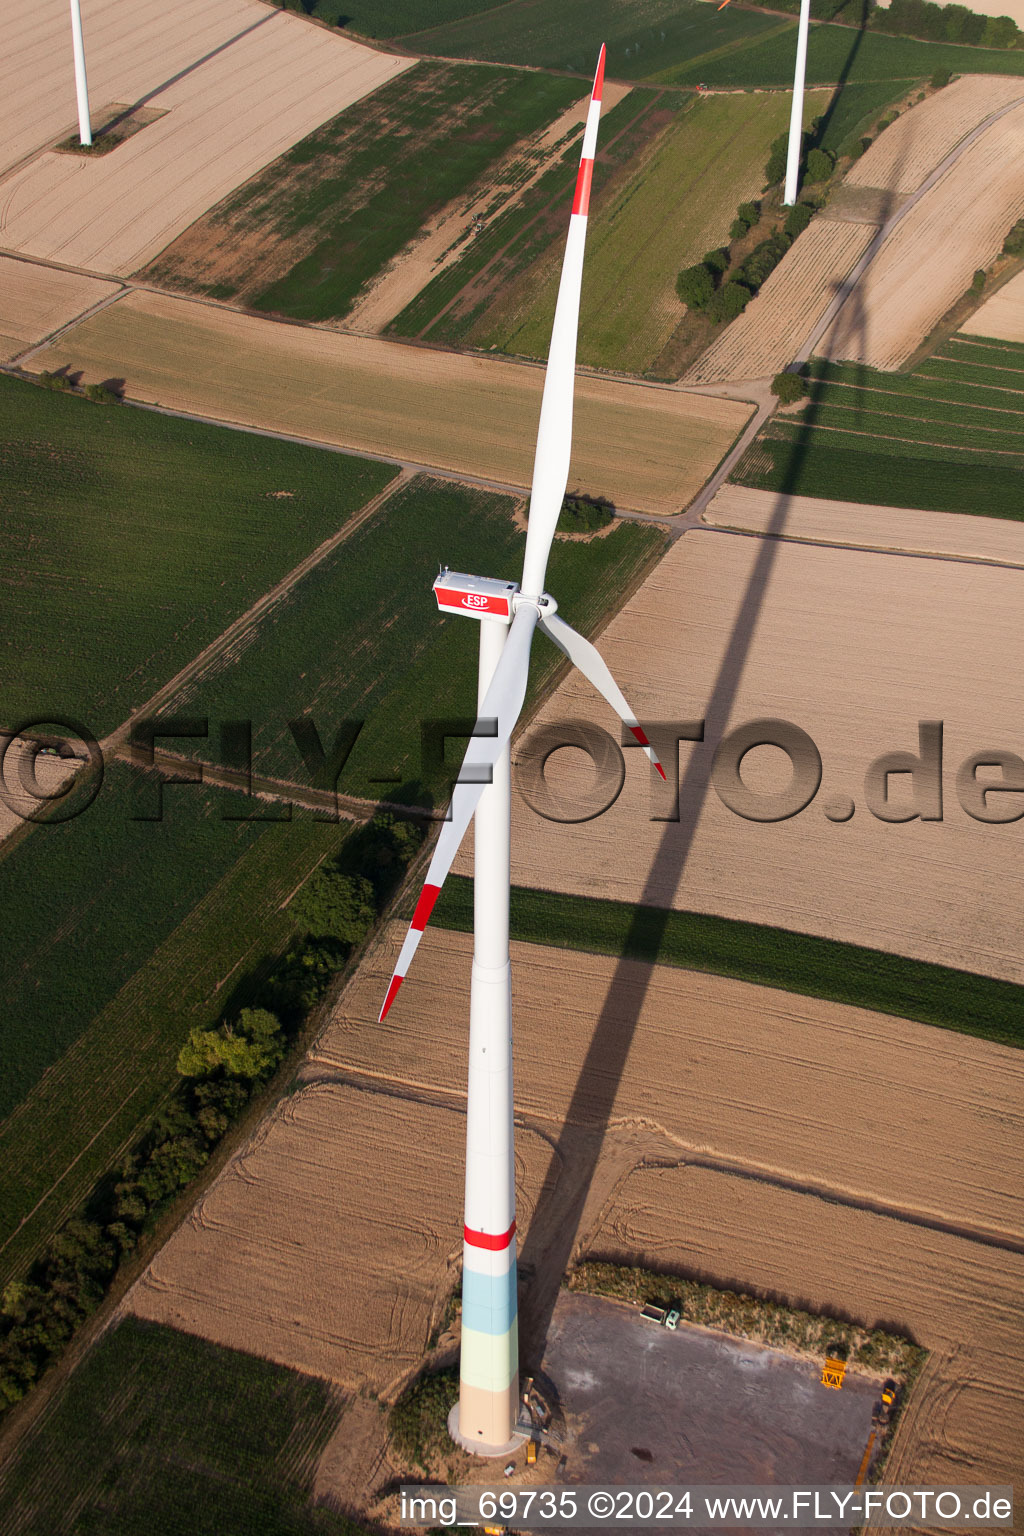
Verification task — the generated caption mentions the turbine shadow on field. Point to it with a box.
[517,101,916,1368]
[806,0,871,161]
[128,14,274,114]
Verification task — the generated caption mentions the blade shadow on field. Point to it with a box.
[515,101,915,1366]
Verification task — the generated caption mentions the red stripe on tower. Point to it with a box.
[412,882,441,932]
[464,1220,517,1251]
[572,157,594,217]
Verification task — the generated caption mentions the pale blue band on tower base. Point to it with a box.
[461,1256,519,1335]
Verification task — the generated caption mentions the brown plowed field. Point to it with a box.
[479,528,1024,984]
[0,256,118,361]
[28,290,749,513]
[703,482,1024,564]
[0,8,410,274]
[685,221,874,384]
[593,1163,1024,1505]
[962,271,1024,340]
[820,101,1024,368]
[847,73,1024,195]
[128,1081,560,1394]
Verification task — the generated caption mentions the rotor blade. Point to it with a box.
[520,44,605,601]
[538,611,667,781]
[379,605,540,1021]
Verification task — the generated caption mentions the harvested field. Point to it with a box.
[594,1165,1024,1503]
[0,6,410,274]
[819,100,1024,367]
[0,256,118,362]
[478,529,1024,984]
[321,929,1024,1495]
[331,927,1024,1242]
[847,72,1024,195]
[704,482,1024,563]
[962,271,1024,340]
[345,83,632,335]
[29,290,750,513]
[128,1083,559,1393]
[685,221,875,383]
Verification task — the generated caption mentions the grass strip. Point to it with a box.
[432,876,1024,1048]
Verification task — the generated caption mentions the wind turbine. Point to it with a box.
[378,44,665,1456]
[68,0,93,147]
[784,0,812,204]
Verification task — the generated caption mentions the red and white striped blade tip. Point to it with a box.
[629,724,668,781]
[378,881,441,1021]
[593,42,606,98]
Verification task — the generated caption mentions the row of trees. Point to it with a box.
[744,0,1020,47]
[0,811,424,1412]
[676,194,822,325]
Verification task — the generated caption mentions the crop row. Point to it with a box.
[0,1317,347,1533]
[799,400,1024,453]
[732,429,1024,516]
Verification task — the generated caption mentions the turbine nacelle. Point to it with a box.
[433,568,557,626]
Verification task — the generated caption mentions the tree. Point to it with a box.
[676,263,714,309]
[931,66,952,87]
[1003,217,1024,255]
[764,135,788,184]
[707,282,752,324]
[703,246,729,275]
[972,268,987,292]
[291,866,375,945]
[784,201,814,239]
[771,370,809,403]
[176,1008,285,1082]
[804,147,835,183]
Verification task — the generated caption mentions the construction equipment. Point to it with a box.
[527,1439,537,1466]
[821,1356,847,1389]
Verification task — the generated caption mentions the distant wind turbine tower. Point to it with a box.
[68,0,93,147]
[378,44,665,1455]
[784,0,812,203]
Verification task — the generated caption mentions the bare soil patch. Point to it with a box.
[0,257,118,362]
[480,528,1024,984]
[703,482,1024,563]
[0,13,410,274]
[821,101,1024,367]
[28,290,750,514]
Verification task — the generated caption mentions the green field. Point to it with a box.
[312,0,503,36]
[470,88,828,373]
[389,87,674,342]
[813,77,912,156]
[652,19,1024,86]
[432,876,1024,1048]
[0,376,393,738]
[146,64,581,324]
[0,763,350,1287]
[731,337,1024,516]
[0,1317,359,1536]
[401,0,784,78]
[160,477,667,799]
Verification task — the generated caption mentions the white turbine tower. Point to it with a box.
[68,0,93,147]
[378,44,666,1455]
[784,0,812,204]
